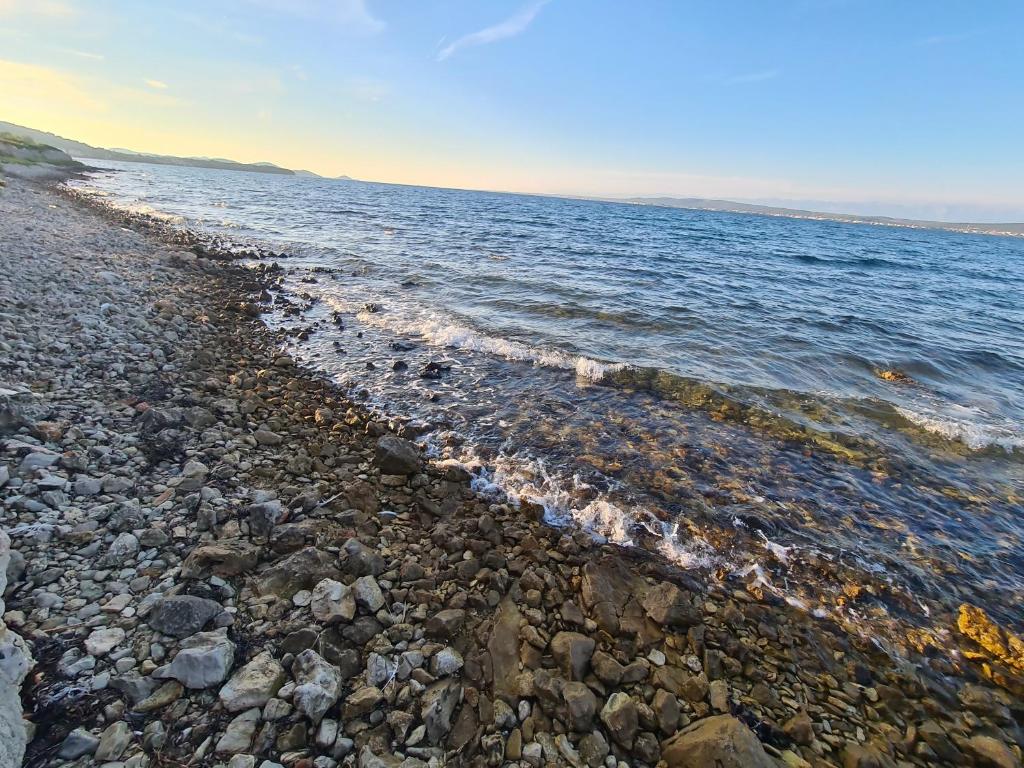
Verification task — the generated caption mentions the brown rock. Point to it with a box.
[563,681,598,731]
[550,631,596,681]
[600,692,638,748]
[653,689,680,735]
[958,604,1024,672]
[965,735,1018,768]
[426,608,467,639]
[641,582,700,627]
[591,651,625,686]
[783,710,814,746]
[181,540,259,579]
[662,715,776,768]
[258,547,342,598]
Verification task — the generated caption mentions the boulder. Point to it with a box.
[661,715,777,768]
[147,595,224,638]
[374,434,420,475]
[0,614,33,768]
[219,651,287,712]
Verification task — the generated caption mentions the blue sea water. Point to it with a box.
[71,160,1024,639]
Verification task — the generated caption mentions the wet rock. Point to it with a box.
[153,627,235,689]
[292,649,343,724]
[551,631,595,681]
[965,735,1017,768]
[219,651,287,712]
[375,434,420,475]
[661,715,776,768]
[641,582,699,627]
[147,595,225,638]
[957,603,1024,672]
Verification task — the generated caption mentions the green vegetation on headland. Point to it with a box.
[0,120,353,179]
[0,132,87,184]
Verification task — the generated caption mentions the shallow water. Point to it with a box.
[71,160,1024,638]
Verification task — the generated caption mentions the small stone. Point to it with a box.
[352,575,385,612]
[783,710,814,746]
[85,627,125,656]
[344,685,384,718]
[564,681,599,731]
[425,608,466,638]
[374,434,420,475]
[430,647,464,678]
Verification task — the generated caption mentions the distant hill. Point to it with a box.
[0,121,352,180]
[615,196,1024,238]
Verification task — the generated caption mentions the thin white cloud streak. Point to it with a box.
[437,0,549,61]
[726,69,780,84]
[145,79,169,90]
[239,0,384,34]
[59,48,104,60]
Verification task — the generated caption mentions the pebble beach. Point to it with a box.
[1,176,1022,768]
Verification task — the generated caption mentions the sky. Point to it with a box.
[2,0,1024,220]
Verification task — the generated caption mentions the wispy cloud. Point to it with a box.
[145,79,169,90]
[437,0,549,62]
[239,0,384,34]
[726,68,780,84]
[58,47,104,61]
[914,31,978,47]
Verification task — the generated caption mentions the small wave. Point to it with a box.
[895,405,1024,452]
[348,303,624,383]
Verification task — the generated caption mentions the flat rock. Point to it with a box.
[146,595,224,638]
[310,578,356,624]
[292,649,343,724]
[661,715,777,768]
[219,650,287,712]
[153,627,235,689]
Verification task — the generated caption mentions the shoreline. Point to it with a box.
[1,176,1021,768]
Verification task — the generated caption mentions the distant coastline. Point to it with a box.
[604,195,1024,239]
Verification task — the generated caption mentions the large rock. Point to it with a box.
[310,579,356,624]
[292,649,343,724]
[488,599,522,701]
[0,618,33,768]
[153,628,235,689]
[218,651,287,712]
[341,538,386,576]
[580,557,644,634]
[215,708,260,754]
[258,547,342,599]
[147,595,224,638]
[374,434,420,475]
[181,540,260,579]
[661,715,777,768]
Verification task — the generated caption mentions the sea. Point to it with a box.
[68,160,1024,645]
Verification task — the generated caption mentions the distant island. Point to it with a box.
[611,196,1024,238]
[0,121,353,180]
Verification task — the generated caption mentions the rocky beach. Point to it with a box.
[1,175,1022,768]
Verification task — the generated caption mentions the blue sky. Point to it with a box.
[2,0,1023,219]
